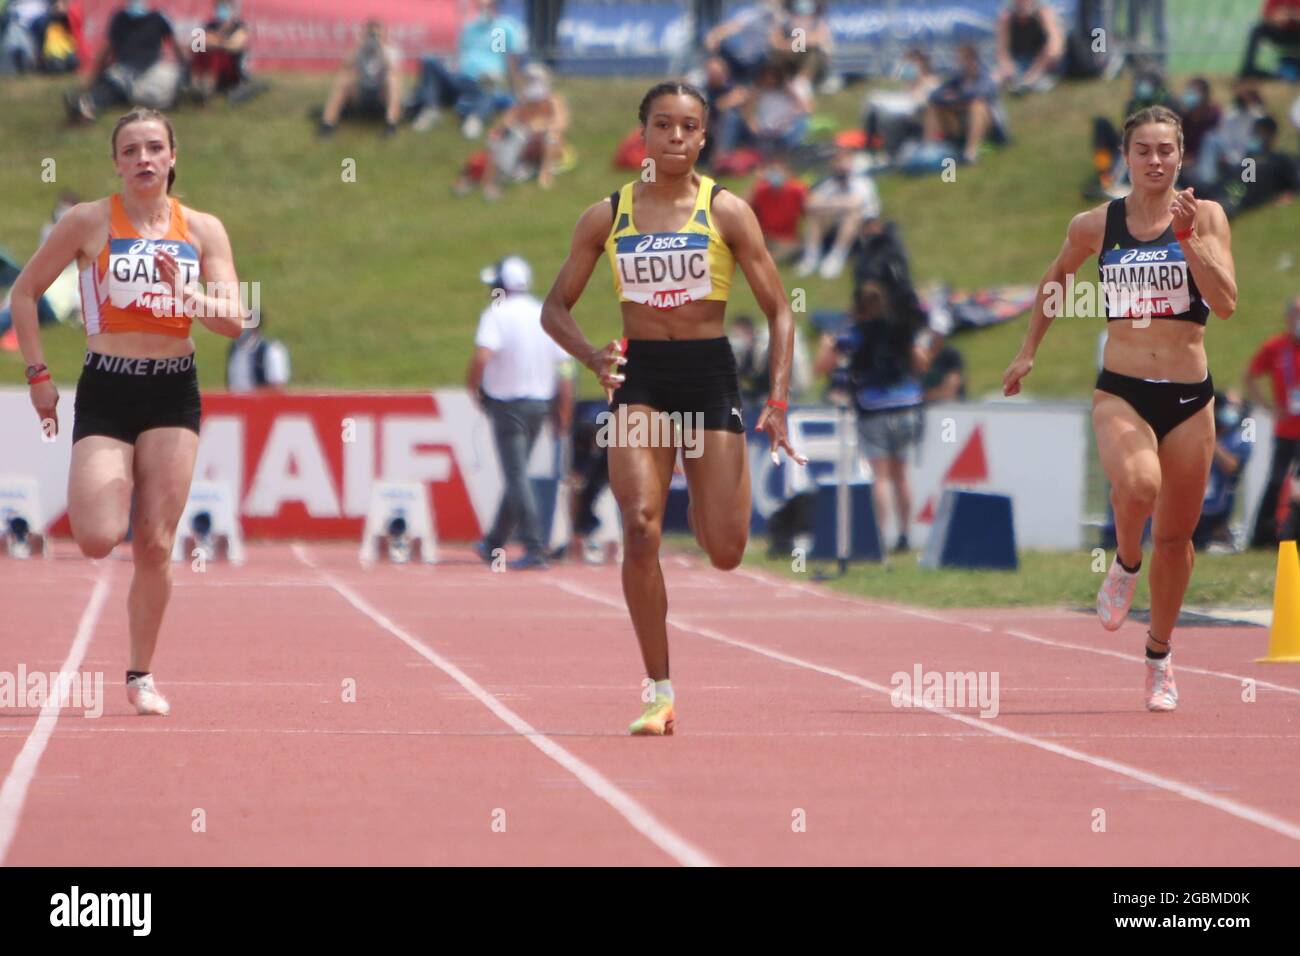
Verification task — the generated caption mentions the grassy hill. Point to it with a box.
[1,70,1296,398]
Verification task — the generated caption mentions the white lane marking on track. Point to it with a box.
[554,579,1300,845]
[1003,629,1300,699]
[290,544,718,868]
[731,568,1300,696]
[0,566,112,866]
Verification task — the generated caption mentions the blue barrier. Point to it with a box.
[920,487,1017,570]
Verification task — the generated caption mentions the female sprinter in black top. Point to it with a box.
[1003,105,1237,712]
[11,108,246,715]
[541,81,806,735]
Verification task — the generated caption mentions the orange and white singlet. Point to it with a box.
[79,194,200,337]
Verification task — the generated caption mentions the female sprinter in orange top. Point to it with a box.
[11,108,246,715]
[1003,105,1236,712]
[541,81,807,736]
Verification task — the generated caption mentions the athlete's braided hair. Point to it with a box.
[111,108,177,194]
[638,81,709,127]
[1122,105,1184,156]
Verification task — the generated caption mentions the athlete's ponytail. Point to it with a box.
[110,108,177,194]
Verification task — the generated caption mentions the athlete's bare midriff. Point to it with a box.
[1102,319,1207,383]
[85,330,197,359]
[619,298,728,340]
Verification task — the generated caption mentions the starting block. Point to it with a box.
[0,476,49,559]
[361,480,437,565]
[172,481,244,564]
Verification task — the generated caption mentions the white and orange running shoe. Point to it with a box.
[126,674,170,716]
[1097,557,1139,631]
[1144,655,1178,712]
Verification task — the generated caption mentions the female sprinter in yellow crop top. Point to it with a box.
[541,81,807,736]
[11,108,246,716]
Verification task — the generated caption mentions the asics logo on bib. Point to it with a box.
[128,238,182,256]
[635,234,692,253]
[1119,248,1169,264]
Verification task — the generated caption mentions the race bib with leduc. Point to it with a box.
[614,232,712,310]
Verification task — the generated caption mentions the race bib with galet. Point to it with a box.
[104,237,201,314]
[1100,244,1192,319]
[614,232,712,310]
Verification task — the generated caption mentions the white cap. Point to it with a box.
[480,255,532,292]
[521,63,551,103]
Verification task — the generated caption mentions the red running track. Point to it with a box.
[1,541,1298,866]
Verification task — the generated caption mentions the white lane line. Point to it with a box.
[555,579,1300,844]
[731,567,1300,696]
[0,567,112,866]
[291,545,717,868]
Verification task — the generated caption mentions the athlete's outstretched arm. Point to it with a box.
[1003,206,1104,396]
[712,190,805,464]
[540,200,625,395]
[1173,190,1236,319]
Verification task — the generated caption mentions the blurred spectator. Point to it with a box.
[1195,391,1253,552]
[1247,297,1300,547]
[318,19,403,137]
[772,0,836,92]
[716,54,812,159]
[1216,115,1300,217]
[862,48,940,163]
[467,256,574,570]
[0,0,44,73]
[699,55,746,168]
[1240,0,1300,79]
[0,191,82,349]
[64,1,186,122]
[192,1,259,103]
[26,0,85,74]
[815,280,929,553]
[411,0,525,138]
[851,217,928,334]
[226,310,291,393]
[798,146,880,280]
[994,0,1064,95]
[562,399,613,565]
[704,0,783,85]
[728,312,811,405]
[1177,77,1221,167]
[747,157,807,264]
[454,62,569,200]
[921,341,966,402]
[1188,79,1268,194]
[924,43,1007,165]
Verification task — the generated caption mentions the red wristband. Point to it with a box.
[765,399,788,411]
[1175,228,1194,241]
[27,373,51,385]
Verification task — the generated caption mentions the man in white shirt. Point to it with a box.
[799,147,882,280]
[466,255,573,569]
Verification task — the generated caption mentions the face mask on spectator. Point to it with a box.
[126,0,148,15]
[792,0,816,15]
[1181,89,1201,110]
[1135,81,1154,100]
[765,169,786,187]
[216,3,232,19]
[1247,136,1263,153]
[899,62,919,82]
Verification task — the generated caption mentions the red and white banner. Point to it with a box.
[77,0,463,72]
[0,388,562,542]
